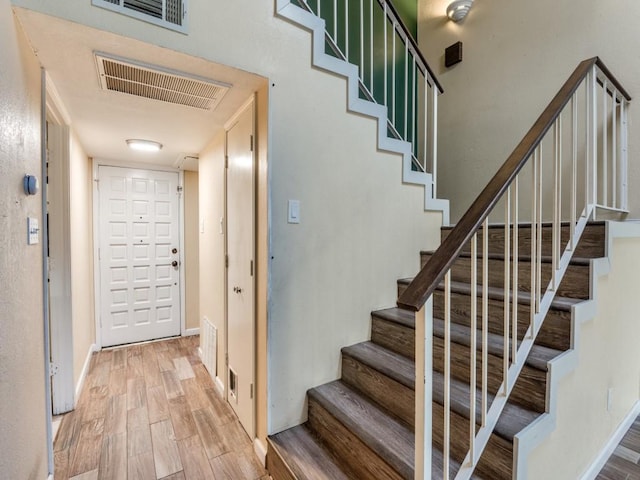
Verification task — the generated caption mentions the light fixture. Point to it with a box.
[126,139,163,152]
[447,0,473,22]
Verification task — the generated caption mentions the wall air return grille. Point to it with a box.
[95,53,230,110]
[92,0,186,32]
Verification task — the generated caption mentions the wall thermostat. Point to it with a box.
[23,175,39,196]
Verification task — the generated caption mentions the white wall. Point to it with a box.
[14,0,443,435]
[0,2,49,478]
[69,131,96,384]
[418,0,640,222]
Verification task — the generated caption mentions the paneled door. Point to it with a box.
[98,165,181,347]
[226,102,255,438]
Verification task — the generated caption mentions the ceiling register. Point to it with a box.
[94,52,230,110]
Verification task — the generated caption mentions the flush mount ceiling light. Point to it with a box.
[447,0,473,22]
[126,139,163,152]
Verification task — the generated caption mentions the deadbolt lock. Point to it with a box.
[172,247,178,254]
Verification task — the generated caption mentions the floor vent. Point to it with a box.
[200,316,217,378]
[95,52,230,110]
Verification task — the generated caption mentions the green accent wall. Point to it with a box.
[393,0,418,38]
[299,0,421,158]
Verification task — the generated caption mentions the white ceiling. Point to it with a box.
[14,7,266,170]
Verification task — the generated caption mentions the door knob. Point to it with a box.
[172,260,178,267]
[233,286,243,293]
[172,247,178,254]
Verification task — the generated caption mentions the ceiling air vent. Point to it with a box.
[95,53,230,110]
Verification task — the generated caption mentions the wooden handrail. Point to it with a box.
[397,57,631,312]
[377,0,444,93]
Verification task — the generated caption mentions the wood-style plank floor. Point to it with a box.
[53,336,269,480]
[597,413,640,480]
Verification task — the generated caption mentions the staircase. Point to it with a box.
[266,222,606,479]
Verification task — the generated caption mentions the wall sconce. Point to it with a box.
[447,0,473,22]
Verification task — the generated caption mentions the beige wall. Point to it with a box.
[0,2,49,478]
[69,131,96,383]
[418,0,640,222]
[184,170,200,331]
[198,131,226,382]
[522,225,640,478]
[14,0,443,437]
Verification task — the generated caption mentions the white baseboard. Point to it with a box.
[580,400,640,480]
[183,327,200,336]
[75,343,98,405]
[215,376,225,394]
[253,437,267,467]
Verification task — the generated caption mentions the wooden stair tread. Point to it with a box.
[432,370,539,441]
[440,220,606,231]
[308,380,414,478]
[421,250,592,266]
[371,307,415,329]
[432,318,562,372]
[269,425,351,480]
[398,278,580,312]
[342,342,415,389]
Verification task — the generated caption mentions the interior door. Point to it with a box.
[47,121,75,414]
[98,165,181,347]
[226,102,255,438]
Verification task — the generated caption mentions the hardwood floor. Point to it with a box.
[597,414,640,480]
[54,336,268,480]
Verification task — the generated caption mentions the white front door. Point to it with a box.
[226,102,255,438]
[98,165,181,347]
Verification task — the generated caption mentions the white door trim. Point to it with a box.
[47,121,75,413]
[92,159,185,348]
[41,70,54,480]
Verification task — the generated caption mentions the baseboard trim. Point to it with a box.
[215,376,225,394]
[75,343,98,405]
[580,400,640,480]
[183,327,200,337]
[254,437,267,467]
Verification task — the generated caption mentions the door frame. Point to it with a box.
[92,159,186,348]
[224,95,257,439]
[45,77,76,415]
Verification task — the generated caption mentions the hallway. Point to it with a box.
[53,336,268,479]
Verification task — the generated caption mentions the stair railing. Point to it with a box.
[288,0,444,194]
[398,58,631,479]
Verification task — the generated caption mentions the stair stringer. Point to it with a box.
[275,0,450,225]
[513,220,640,479]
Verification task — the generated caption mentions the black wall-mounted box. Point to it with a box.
[445,41,463,68]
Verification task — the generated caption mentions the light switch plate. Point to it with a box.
[28,217,39,245]
[288,200,300,224]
